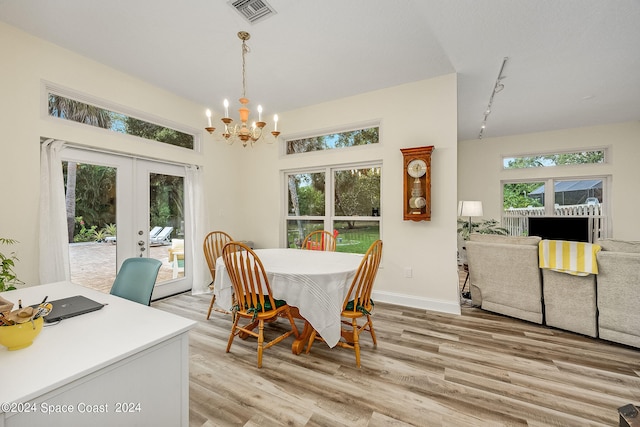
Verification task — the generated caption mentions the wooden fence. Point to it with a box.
[502,204,607,243]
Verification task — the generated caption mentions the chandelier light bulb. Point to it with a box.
[257,105,262,122]
[223,99,229,117]
[205,109,212,127]
[273,114,278,131]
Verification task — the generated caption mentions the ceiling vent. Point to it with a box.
[228,0,277,24]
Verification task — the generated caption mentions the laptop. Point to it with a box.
[43,295,105,323]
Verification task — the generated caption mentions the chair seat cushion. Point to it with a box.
[345,299,374,315]
[236,298,287,319]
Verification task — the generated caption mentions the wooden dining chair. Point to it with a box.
[222,241,299,368]
[204,230,233,319]
[302,230,337,251]
[306,239,383,367]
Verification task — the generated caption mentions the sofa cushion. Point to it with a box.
[596,238,640,253]
[468,234,541,246]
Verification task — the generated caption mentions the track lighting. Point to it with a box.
[479,57,509,140]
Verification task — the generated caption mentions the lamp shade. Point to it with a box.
[458,201,483,217]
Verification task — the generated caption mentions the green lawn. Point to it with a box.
[287,221,379,254]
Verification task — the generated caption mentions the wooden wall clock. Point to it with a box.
[400,146,434,221]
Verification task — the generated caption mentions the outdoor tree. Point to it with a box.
[334,168,380,228]
[503,182,544,210]
[334,128,379,148]
[124,116,193,149]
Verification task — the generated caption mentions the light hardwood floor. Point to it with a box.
[153,291,640,427]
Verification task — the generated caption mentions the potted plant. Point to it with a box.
[0,238,24,292]
[457,218,508,241]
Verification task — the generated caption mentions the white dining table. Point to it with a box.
[213,248,363,352]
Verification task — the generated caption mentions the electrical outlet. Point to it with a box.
[404,267,412,278]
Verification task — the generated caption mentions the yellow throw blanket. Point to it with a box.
[539,240,601,276]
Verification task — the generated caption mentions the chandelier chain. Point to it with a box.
[241,40,249,99]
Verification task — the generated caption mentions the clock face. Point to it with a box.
[407,159,427,178]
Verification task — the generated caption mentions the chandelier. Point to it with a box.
[205,31,279,147]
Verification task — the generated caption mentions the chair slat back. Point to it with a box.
[222,242,275,315]
[343,240,383,312]
[203,231,233,282]
[302,230,337,251]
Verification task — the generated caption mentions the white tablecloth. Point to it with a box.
[214,248,363,347]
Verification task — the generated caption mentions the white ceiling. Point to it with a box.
[2,0,639,141]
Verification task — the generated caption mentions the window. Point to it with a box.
[47,91,195,150]
[286,126,379,155]
[503,149,605,169]
[285,164,381,253]
[502,177,607,239]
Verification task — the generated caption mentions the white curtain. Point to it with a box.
[39,139,71,283]
[186,165,210,294]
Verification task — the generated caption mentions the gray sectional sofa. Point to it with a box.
[465,234,640,349]
[596,239,640,348]
[466,234,544,324]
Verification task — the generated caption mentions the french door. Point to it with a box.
[61,148,191,300]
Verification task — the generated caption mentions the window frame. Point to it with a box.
[502,147,608,170]
[42,81,201,151]
[283,161,382,253]
[283,121,381,157]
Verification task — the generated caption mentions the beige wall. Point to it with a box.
[240,75,461,313]
[458,121,640,240]
[1,22,462,314]
[0,22,237,286]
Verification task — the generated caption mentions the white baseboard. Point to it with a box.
[372,290,462,315]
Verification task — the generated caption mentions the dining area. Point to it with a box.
[203,230,384,368]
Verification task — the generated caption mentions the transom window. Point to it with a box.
[285,164,381,254]
[503,149,605,169]
[286,126,379,155]
[47,91,195,150]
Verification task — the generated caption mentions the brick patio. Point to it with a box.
[69,242,179,294]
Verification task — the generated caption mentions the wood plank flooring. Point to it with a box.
[153,292,640,427]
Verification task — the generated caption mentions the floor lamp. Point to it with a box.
[457,201,483,300]
[458,200,484,236]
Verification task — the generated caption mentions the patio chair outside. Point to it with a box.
[149,226,163,238]
[150,226,173,246]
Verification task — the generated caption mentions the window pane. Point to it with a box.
[552,179,602,210]
[150,173,185,280]
[48,93,195,149]
[334,167,381,217]
[503,182,545,212]
[286,127,379,155]
[286,220,324,248]
[287,173,325,216]
[503,150,605,169]
[64,161,117,291]
[502,181,544,237]
[333,220,380,254]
